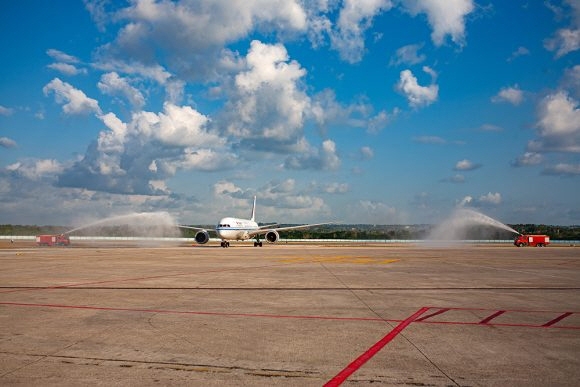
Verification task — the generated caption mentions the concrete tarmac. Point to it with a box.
[0,242,579,386]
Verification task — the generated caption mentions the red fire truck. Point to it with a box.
[513,234,550,247]
[36,234,70,246]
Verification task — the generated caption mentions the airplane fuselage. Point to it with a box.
[216,217,259,241]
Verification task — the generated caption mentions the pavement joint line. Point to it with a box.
[1,302,577,329]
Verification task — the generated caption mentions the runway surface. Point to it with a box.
[1,242,579,386]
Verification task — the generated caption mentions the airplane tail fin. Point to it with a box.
[250,196,256,222]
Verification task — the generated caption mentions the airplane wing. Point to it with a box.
[177,225,216,234]
[248,222,334,238]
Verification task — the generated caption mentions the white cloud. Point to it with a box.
[284,139,341,171]
[390,43,426,66]
[542,163,580,176]
[544,0,580,57]
[360,146,374,159]
[43,78,102,115]
[309,89,396,134]
[227,40,309,146]
[492,85,524,105]
[529,91,580,153]
[367,108,399,134]
[402,0,475,46]
[0,105,14,116]
[98,0,307,81]
[457,195,472,207]
[6,159,63,180]
[478,192,502,205]
[545,28,580,58]
[58,103,225,195]
[321,182,350,194]
[563,65,580,98]
[512,152,544,167]
[454,159,481,171]
[397,68,438,108]
[0,137,17,148]
[47,63,87,76]
[46,49,80,63]
[507,46,530,62]
[98,72,145,110]
[330,0,393,63]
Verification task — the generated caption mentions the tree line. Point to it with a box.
[2,223,579,240]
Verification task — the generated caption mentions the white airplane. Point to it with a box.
[180,196,332,247]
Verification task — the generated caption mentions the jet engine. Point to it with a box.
[195,230,210,244]
[265,229,279,243]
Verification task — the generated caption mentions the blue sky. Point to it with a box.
[1,0,579,227]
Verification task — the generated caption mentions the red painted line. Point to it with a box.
[409,319,580,330]
[324,307,429,387]
[2,302,578,330]
[424,306,580,314]
[543,312,573,327]
[415,308,449,322]
[479,310,506,324]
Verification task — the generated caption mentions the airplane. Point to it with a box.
[180,196,333,247]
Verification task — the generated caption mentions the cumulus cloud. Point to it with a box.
[529,91,580,153]
[98,72,145,110]
[545,28,580,58]
[402,0,475,46]
[225,40,309,148]
[397,67,438,108]
[457,195,472,207]
[511,152,544,167]
[57,103,225,195]
[6,159,63,181]
[46,49,87,76]
[330,0,393,63]
[454,159,481,171]
[95,0,307,81]
[209,179,331,222]
[544,0,580,58]
[321,182,350,194]
[492,85,524,105]
[0,137,17,148]
[43,78,102,115]
[478,192,502,205]
[284,139,341,171]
